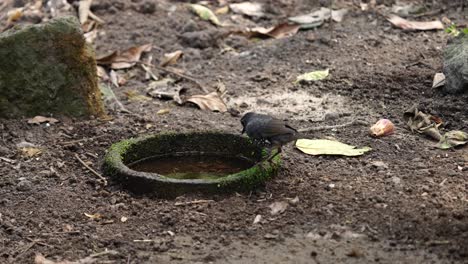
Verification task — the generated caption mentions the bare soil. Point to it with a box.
[1,0,467,263]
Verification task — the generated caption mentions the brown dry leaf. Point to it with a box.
[241,23,300,39]
[20,147,42,157]
[27,116,59,125]
[386,14,443,31]
[96,44,152,70]
[186,92,227,112]
[78,0,92,24]
[160,50,184,67]
[269,201,288,215]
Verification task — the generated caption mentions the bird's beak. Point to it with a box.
[241,127,245,134]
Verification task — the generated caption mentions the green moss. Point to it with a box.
[0,16,104,118]
[102,132,280,196]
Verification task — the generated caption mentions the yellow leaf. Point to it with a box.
[294,69,329,84]
[157,109,170,115]
[295,139,371,156]
[84,213,102,219]
[20,147,42,157]
[189,4,222,26]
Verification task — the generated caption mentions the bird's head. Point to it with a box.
[240,112,256,134]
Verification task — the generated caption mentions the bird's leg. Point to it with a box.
[267,146,282,162]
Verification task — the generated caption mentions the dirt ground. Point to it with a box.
[1,0,468,263]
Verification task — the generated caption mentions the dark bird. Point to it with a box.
[241,112,298,160]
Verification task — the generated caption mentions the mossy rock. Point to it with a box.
[0,16,105,118]
[443,32,468,94]
[103,132,281,197]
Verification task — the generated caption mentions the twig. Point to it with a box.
[174,199,215,206]
[298,119,368,133]
[99,59,211,93]
[0,156,15,163]
[152,65,210,94]
[14,241,36,260]
[41,231,81,236]
[75,154,108,186]
[60,135,106,145]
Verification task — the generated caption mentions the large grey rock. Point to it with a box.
[443,33,468,94]
[0,16,105,118]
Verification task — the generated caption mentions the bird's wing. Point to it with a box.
[259,119,297,138]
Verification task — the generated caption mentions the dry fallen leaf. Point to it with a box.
[96,66,109,81]
[189,4,222,26]
[147,81,185,105]
[160,50,184,67]
[78,0,92,24]
[7,8,23,23]
[157,108,170,115]
[229,2,265,17]
[186,92,227,112]
[215,6,229,15]
[296,139,372,156]
[20,147,42,157]
[84,213,102,219]
[432,72,446,88]
[386,14,444,31]
[27,116,59,125]
[269,201,288,215]
[125,90,152,102]
[241,23,300,39]
[97,44,152,69]
[253,214,262,224]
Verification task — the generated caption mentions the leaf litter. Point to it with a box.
[186,92,227,112]
[96,44,152,70]
[296,139,371,156]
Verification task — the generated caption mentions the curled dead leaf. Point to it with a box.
[78,0,92,24]
[239,23,300,39]
[269,201,288,215]
[186,92,227,112]
[97,44,152,69]
[84,212,102,219]
[386,14,443,31]
[27,116,59,125]
[189,4,222,26]
[19,147,42,157]
[160,50,184,67]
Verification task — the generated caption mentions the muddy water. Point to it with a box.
[129,155,254,180]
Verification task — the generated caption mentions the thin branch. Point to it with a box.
[298,119,368,133]
[99,60,210,93]
[152,64,210,94]
[75,154,108,186]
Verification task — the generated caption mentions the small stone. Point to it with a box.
[324,112,340,121]
[370,161,388,169]
[136,1,156,14]
[391,176,401,185]
[239,102,249,108]
[17,180,32,191]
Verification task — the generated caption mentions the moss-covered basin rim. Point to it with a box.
[102,132,280,193]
